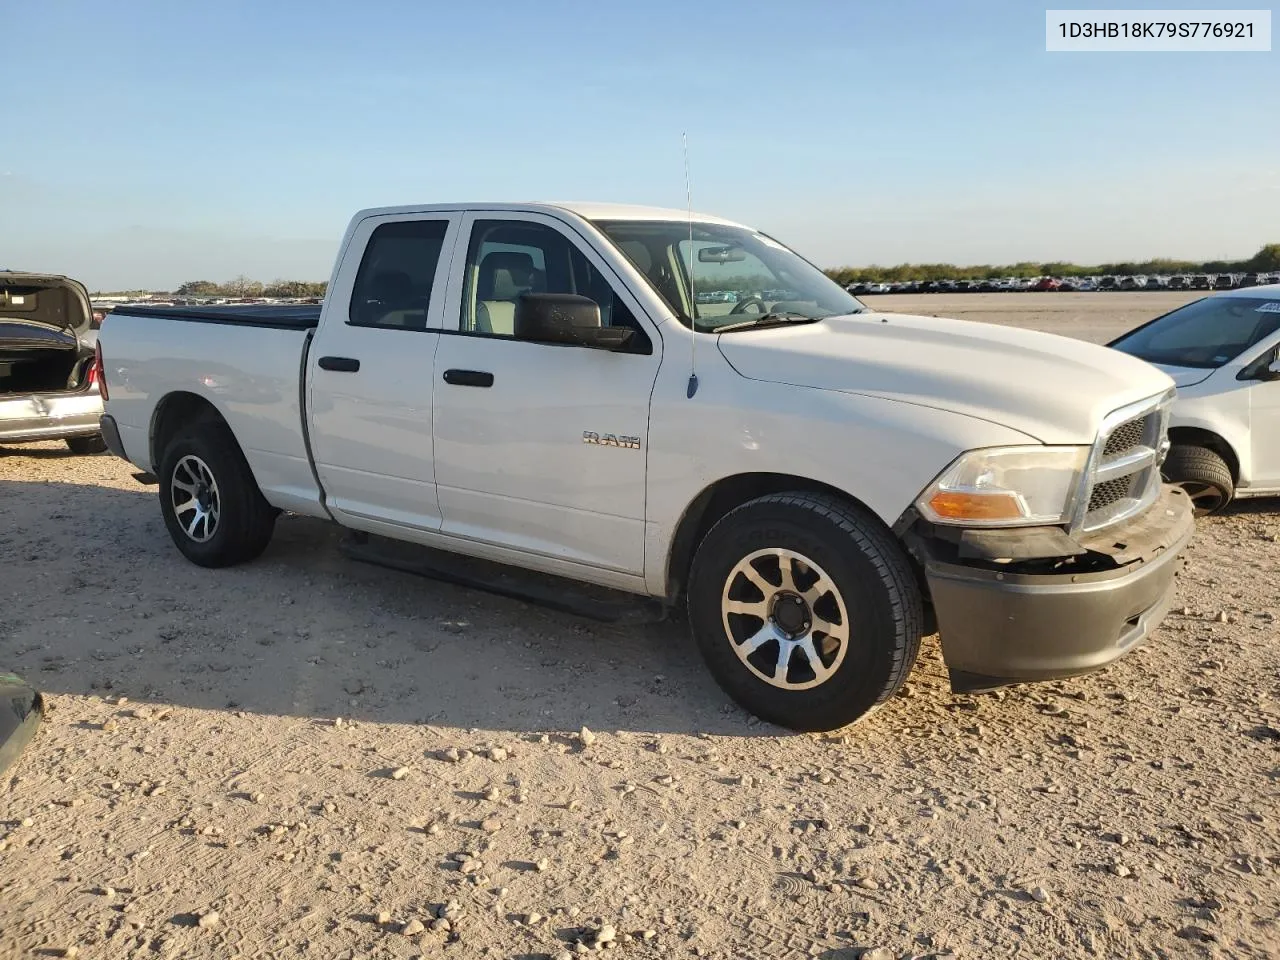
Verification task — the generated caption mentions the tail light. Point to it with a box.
[92,341,108,400]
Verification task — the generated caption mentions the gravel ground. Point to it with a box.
[1,294,1277,960]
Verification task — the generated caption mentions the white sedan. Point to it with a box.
[1110,283,1280,514]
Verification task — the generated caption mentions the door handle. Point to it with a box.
[318,356,361,372]
[442,369,494,387]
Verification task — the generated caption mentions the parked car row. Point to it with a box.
[847,273,1279,295]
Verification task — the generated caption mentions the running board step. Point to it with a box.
[338,533,668,625]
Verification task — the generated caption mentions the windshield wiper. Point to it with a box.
[712,313,824,334]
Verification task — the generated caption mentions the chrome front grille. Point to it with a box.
[1071,391,1174,533]
[1087,474,1137,513]
[1102,414,1153,457]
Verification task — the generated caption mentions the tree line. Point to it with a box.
[823,243,1280,285]
[173,276,327,299]
[103,241,1280,297]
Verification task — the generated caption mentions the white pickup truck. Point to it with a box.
[97,202,1194,731]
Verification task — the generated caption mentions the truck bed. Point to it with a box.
[101,307,324,517]
[109,303,321,330]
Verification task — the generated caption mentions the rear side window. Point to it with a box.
[349,219,449,331]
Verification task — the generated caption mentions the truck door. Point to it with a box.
[431,212,662,575]
[308,213,460,530]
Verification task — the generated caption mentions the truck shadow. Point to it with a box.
[0,444,88,460]
[0,477,794,737]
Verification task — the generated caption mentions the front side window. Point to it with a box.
[592,219,865,332]
[459,219,648,350]
[348,219,449,330]
[1111,296,1280,369]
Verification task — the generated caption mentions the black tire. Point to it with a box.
[687,492,924,732]
[66,435,107,455]
[1161,444,1234,516]
[157,420,276,567]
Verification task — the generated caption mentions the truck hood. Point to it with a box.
[715,312,1176,444]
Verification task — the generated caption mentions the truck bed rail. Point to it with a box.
[108,304,321,330]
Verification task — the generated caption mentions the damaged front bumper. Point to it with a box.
[907,484,1195,693]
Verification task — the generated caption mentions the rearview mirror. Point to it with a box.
[514,293,633,351]
[698,245,747,264]
[1266,357,1280,381]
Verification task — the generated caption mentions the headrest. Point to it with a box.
[618,241,652,274]
[479,251,535,282]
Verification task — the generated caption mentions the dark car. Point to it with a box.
[1214,274,1236,290]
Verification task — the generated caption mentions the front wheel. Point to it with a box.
[158,421,277,567]
[687,493,924,731]
[1161,444,1234,516]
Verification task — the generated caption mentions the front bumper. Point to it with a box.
[0,390,103,443]
[919,484,1194,692]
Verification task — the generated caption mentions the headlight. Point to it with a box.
[916,446,1089,527]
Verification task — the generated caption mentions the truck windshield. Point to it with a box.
[592,220,865,332]
[1110,295,1280,369]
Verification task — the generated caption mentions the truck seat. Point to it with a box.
[618,240,684,318]
[475,252,539,336]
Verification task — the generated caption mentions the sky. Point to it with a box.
[1,0,1277,290]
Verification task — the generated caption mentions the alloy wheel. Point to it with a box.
[720,548,850,690]
[170,454,221,542]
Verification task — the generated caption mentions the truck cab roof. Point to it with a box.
[347,201,748,228]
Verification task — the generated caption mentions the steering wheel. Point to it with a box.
[730,296,767,315]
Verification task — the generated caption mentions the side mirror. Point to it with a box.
[514,293,633,351]
[1237,350,1280,382]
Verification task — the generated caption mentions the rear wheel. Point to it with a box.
[66,435,107,455]
[687,492,923,731]
[1161,444,1234,516]
[158,421,276,567]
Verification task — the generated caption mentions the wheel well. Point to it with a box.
[664,473,882,600]
[149,392,226,470]
[1168,427,1239,481]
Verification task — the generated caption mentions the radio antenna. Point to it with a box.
[683,132,699,399]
